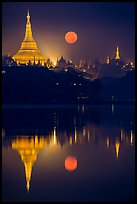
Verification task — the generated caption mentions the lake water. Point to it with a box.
[2,105,135,202]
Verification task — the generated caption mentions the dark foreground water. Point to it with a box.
[2,105,135,202]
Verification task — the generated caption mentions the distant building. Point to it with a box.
[12,10,46,66]
[79,58,88,69]
[57,56,67,68]
[100,47,126,78]
[79,58,84,68]
[46,58,54,68]
[110,46,125,67]
[115,46,120,60]
[2,55,17,66]
[88,64,94,69]
[67,60,74,68]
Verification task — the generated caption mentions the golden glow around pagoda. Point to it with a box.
[12,10,46,66]
[115,46,120,60]
[12,136,47,192]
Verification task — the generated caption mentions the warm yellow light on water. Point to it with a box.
[12,136,47,192]
[69,137,72,145]
[74,127,77,143]
[115,138,120,159]
[130,130,133,145]
[53,127,57,145]
[106,137,110,147]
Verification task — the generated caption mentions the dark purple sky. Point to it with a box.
[2,2,135,65]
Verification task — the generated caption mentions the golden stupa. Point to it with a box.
[115,46,120,60]
[12,136,47,192]
[12,10,46,66]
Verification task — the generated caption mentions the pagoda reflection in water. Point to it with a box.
[12,136,47,191]
[2,123,134,192]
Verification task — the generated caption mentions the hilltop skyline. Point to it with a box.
[2,2,135,65]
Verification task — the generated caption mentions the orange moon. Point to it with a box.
[65,156,77,171]
[65,31,78,44]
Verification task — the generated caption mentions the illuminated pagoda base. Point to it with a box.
[12,10,46,66]
[13,50,46,66]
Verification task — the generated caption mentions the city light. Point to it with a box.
[53,62,57,66]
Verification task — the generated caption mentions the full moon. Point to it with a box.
[65,31,78,44]
[65,156,77,171]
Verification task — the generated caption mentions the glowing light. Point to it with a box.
[115,46,120,60]
[115,138,120,159]
[53,62,57,66]
[74,127,77,143]
[65,156,77,171]
[106,56,110,64]
[53,127,57,145]
[12,136,47,192]
[106,137,110,147]
[88,131,90,141]
[83,127,86,136]
[130,130,133,145]
[120,129,124,141]
[65,31,78,44]
[69,137,72,145]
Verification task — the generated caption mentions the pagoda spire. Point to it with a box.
[24,9,34,42]
[115,46,120,60]
[24,161,33,192]
[27,9,30,17]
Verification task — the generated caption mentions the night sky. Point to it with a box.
[2,2,135,65]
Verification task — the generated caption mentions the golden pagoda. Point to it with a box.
[12,136,47,192]
[12,10,46,66]
[115,46,120,60]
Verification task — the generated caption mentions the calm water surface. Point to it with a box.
[2,105,135,202]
